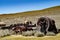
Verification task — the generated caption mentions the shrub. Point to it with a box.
[0,29,14,37]
[22,31,35,36]
[46,32,56,36]
[9,30,15,35]
[0,30,4,37]
[4,29,10,35]
[34,31,44,37]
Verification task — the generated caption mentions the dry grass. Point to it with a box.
[0,33,60,40]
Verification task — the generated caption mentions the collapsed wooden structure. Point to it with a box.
[0,17,59,35]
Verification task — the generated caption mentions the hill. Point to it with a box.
[0,6,60,17]
[0,6,60,28]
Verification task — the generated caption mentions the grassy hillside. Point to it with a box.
[0,6,60,27]
[0,6,60,17]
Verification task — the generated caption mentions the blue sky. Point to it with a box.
[0,0,60,14]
